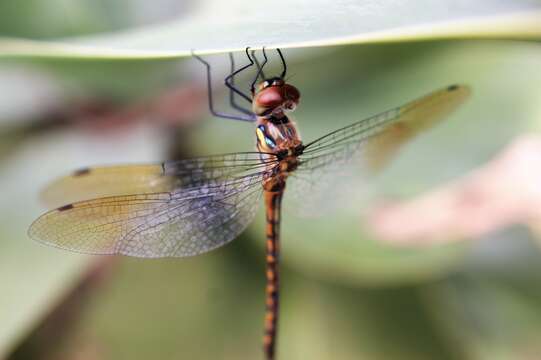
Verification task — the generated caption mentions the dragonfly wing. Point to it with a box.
[286,156,361,217]
[287,85,470,216]
[164,152,275,186]
[29,173,264,258]
[364,84,471,171]
[41,152,273,209]
[118,176,264,257]
[301,84,471,172]
[41,165,174,209]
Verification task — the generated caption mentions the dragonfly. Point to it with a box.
[29,47,470,360]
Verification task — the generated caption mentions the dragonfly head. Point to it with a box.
[252,78,300,118]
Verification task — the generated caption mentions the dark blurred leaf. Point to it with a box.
[0,0,192,39]
[424,230,541,359]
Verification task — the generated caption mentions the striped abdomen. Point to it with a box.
[263,190,283,360]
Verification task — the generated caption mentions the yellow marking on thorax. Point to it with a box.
[256,127,267,147]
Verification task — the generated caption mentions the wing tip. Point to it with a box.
[72,167,91,177]
[28,216,117,256]
[445,83,471,96]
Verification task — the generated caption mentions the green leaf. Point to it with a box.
[1,1,540,58]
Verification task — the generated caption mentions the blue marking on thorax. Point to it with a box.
[258,124,276,148]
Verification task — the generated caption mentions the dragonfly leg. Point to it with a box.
[251,47,268,95]
[192,50,256,122]
[225,51,255,116]
[251,49,267,81]
[277,48,287,79]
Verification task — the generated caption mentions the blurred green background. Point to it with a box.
[2,1,541,359]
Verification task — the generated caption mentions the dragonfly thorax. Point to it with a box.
[255,117,302,155]
[256,116,302,192]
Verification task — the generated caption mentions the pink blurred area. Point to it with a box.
[368,135,541,246]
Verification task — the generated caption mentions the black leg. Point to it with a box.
[251,50,266,81]
[224,47,256,104]
[227,52,255,116]
[251,47,268,95]
[192,50,255,122]
[277,48,287,79]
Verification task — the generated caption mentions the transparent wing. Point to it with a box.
[287,84,471,216]
[31,152,277,257]
[41,164,173,209]
[41,152,276,209]
[29,172,265,258]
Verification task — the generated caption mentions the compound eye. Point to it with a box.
[255,87,284,108]
[283,84,300,102]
